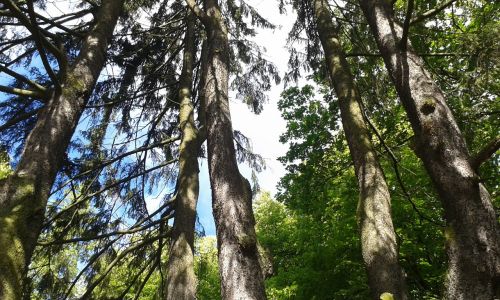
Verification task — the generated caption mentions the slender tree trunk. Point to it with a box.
[165,12,201,300]
[0,1,123,298]
[358,0,500,298]
[186,0,267,299]
[312,1,407,298]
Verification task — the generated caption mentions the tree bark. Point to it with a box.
[358,0,500,298]
[312,1,408,299]
[186,0,267,299]
[165,12,201,300]
[0,1,124,299]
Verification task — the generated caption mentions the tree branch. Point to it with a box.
[51,135,180,195]
[361,107,444,226]
[26,0,62,89]
[133,255,160,300]
[38,210,174,245]
[400,0,414,52]
[117,255,156,299]
[62,237,120,300]
[345,52,471,57]
[60,194,173,300]
[411,0,458,25]
[0,63,47,93]
[44,159,178,226]
[184,0,209,25]
[19,5,85,37]
[3,47,36,68]
[0,84,46,99]
[0,108,41,132]
[471,136,500,171]
[78,232,170,299]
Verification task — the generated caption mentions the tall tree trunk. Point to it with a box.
[165,12,201,300]
[186,0,267,299]
[312,1,407,299]
[358,0,500,298]
[0,1,124,299]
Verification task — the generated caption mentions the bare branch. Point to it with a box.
[471,136,500,171]
[19,6,85,37]
[400,0,414,52]
[26,0,62,88]
[411,0,458,25]
[0,108,41,132]
[117,255,156,299]
[0,63,47,93]
[184,0,209,25]
[133,256,160,300]
[62,237,120,300]
[38,210,174,246]
[0,84,46,99]
[361,107,444,226]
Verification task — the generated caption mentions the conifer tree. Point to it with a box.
[0,1,124,298]
[358,0,500,297]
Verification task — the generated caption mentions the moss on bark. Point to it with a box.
[0,175,38,300]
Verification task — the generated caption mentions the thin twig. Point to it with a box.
[361,107,444,226]
[400,0,414,52]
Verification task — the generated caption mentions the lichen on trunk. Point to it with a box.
[0,176,38,299]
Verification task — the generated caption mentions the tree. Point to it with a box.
[185,0,267,298]
[286,0,408,297]
[0,1,124,298]
[3,1,273,297]
[165,11,204,300]
[358,0,500,297]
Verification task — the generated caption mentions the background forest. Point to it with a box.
[0,0,498,299]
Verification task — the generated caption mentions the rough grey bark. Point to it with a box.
[185,0,267,299]
[165,12,201,300]
[358,0,500,298]
[0,1,124,299]
[312,1,407,298]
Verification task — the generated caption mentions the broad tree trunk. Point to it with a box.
[0,1,123,298]
[358,0,500,298]
[312,1,407,298]
[186,0,267,299]
[165,13,201,300]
